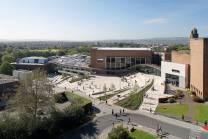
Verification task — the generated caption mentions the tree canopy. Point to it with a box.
[0,61,14,75]
[108,125,133,139]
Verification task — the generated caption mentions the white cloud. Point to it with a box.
[143,18,166,24]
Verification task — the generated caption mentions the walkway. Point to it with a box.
[61,112,202,139]
[139,76,173,113]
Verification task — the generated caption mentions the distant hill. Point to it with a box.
[0,37,189,48]
[97,37,189,45]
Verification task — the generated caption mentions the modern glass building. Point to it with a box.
[90,47,153,73]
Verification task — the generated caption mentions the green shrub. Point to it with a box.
[108,125,133,139]
[175,90,184,99]
[130,127,135,132]
[192,96,204,103]
[54,92,68,103]
[168,98,176,103]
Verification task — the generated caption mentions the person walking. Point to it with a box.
[120,109,122,115]
[128,117,130,124]
[112,109,114,115]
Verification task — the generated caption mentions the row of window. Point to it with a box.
[105,56,151,70]
[172,69,180,73]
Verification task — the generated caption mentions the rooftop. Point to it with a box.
[23,56,48,60]
[94,47,151,51]
[0,74,18,85]
[172,50,190,54]
[49,54,90,68]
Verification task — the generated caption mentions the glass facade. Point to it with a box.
[105,56,151,70]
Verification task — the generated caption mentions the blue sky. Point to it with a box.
[0,0,208,41]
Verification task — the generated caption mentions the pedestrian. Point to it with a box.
[128,117,130,124]
[182,114,184,120]
[120,109,122,115]
[106,100,107,104]
[112,109,114,115]
[123,109,125,113]
[115,113,117,119]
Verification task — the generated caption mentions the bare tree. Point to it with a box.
[9,69,55,123]
[110,83,116,91]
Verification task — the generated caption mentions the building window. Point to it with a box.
[141,58,145,64]
[34,59,39,63]
[136,58,140,65]
[172,69,180,73]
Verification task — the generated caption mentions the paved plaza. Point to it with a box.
[50,73,152,98]
[49,72,174,113]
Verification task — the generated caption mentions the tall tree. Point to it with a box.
[9,70,55,124]
[0,61,14,75]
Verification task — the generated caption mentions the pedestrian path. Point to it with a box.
[139,76,173,113]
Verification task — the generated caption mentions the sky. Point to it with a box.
[0,0,208,41]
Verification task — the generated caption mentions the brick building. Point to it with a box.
[90,47,153,73]
[161,28,208,100]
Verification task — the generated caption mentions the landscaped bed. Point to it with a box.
[116,80,153,110]
[155,104,189,117]
[65,91,91,105]
[98,94,115,101]
[130,129,156,139]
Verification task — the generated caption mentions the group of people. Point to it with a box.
[111,109,125,116]
[112,109,131,126]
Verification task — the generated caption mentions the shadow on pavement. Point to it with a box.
[92,106,101,114]
[60,121,99,139]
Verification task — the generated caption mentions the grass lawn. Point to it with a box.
[130,129,156,139]
[98,94,115,101]
[155,104,189,117]
[194,103,208,123]
[116,80,153,110]
[65,91,91,105]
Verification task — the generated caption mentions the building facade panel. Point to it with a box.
[190,39,204,99]
[161,61,188,88]
[203,39,208,99]
[171,51,190,65]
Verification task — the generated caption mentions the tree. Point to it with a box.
[1,54,14,63]
[9,69,55,125]
[108,125,132,139]
[0,61,14,75]
[110,83,116,91]
[57,49,66,56]
[103,84,107,92]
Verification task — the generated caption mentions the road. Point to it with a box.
[61,113,195,139]
[55,87,204,139]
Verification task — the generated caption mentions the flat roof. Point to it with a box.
[0,74,18,84]
[11,62,45,66]
[94,47,151,51]
[22,56,48,60]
